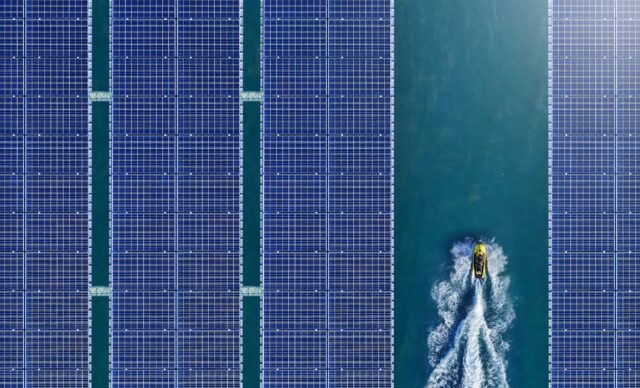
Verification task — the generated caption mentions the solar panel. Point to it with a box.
[0,1,92,386]
[261,0,394,386]
[549,0,640,385]
[110,1,243,386]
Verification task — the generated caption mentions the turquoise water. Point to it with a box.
[91,0,109,386]
[394,0,548,386]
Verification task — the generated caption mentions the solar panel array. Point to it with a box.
[0,0,91,386]
[261,0,394,386]
[550,0,640,386]
[110,0,243,386]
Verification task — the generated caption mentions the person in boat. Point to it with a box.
[475,251,485,272]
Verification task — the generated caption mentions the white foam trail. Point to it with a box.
[426,239,514,388]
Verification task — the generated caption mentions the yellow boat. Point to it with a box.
[472,241,487,280]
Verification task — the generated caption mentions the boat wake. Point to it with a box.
[426,239,514,388]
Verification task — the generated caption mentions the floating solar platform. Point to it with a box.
[549,0,640,386]
[0,0,92,386]
[110,0,243,386]
[261,0,395,386]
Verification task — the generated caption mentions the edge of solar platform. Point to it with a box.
[241,286,263,297]
[87,285,263,298]
[90,91,110,102]
[547,0,553,386]
[89,286,111,297]
[88,90,261,103]
[241,91,263,102]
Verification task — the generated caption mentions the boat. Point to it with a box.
[472,241,487,280]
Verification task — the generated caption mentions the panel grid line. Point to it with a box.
[23,4,27,385]
[174,0,179,383]
[613,0,618,385]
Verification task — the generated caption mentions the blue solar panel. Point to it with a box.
[0,97,23,135]
[112,370,175,387]
[177,97,241,135]
[550,0,640,385]
[0,1,92,386]
[328,0,392,19]
[0,254,23,297]
[619,370,640,388]
[27,371,91,388]
[178,20,240,58]
[0,0,21,19]
[552,96,615,134]
[617,292,640,329]
[177,293,241,330]
[26,20,88,57]
[177,0,240,19]
[552,291,615,330]
[552,369,616,387]
[26,331,89,371]
[178,175,241,213]
[618,331,640,369]
[26,253,88,291]
[0,293,23,330]
[112,59,176,96]
[263,253,327,291]
[329,20,392,58]
[0,59,24,95]
[110,1,243,386]
[264,1,325,19]
[329,97,392,135]
[0,332,23,370]
[262,1,394,386]
[26,97,89,135]
[112,97,176,135]
[0,175,23,213]
[264,59,327,96]
[330,371,394,388]
[26,58,88,95]
[177,253,241,291]
[264,20,327,58]
[263,97,327,135]
[112,175,175,213]
[113,20,176,58]
[264,370,327,388]
[25,0,88,19]
[0,21,23,57]
[26,292,89,330]
[329,59,392,95]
